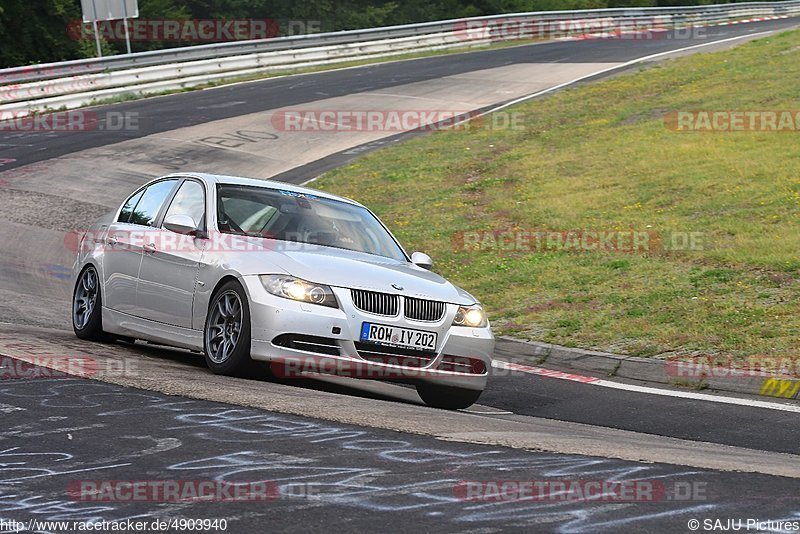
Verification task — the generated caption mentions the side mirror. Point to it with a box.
[163,214,198,235]
[411,251,433,270]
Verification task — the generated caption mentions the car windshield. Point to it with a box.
[216,184,407,261]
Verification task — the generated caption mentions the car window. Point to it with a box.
[128,179,178,227]
[118,189,144,223]
[217,185,407,261]
[163,180,205,228]
[220,197,278,233]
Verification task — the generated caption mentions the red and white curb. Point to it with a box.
[492,360,800,413]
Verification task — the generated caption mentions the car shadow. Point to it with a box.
[117,339,423,406]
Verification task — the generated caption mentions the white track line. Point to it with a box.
[492,360,800,413]
[302,28,779,186]
[462,29,775,121]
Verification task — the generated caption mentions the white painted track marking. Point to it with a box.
[493,360,800,413]
[465,30,775,120]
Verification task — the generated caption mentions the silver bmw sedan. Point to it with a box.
[72,173,494,409]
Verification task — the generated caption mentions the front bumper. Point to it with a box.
[242,276,494,391]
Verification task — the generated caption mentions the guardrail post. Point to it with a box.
[1,0,798,116]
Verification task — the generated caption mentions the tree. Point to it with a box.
[0,0,81,67]
[0,0,789,68]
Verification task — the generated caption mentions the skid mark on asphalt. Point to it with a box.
[0,402,24,413]
[0,376,770,533]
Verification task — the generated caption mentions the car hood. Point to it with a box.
[233,240,477,304]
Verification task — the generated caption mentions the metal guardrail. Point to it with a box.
[1,0,799,118]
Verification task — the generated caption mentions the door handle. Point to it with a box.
[144,243,157,253]
[106,237,118,246]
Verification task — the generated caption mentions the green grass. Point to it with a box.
[313,29,800,360]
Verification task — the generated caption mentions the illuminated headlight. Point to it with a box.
[452,305,487,328]
[260,275,338,308]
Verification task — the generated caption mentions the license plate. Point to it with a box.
[360,323,437,351]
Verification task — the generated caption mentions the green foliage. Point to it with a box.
[128,0,192,52]
[0,0,81,67]
[75,35,117,59]
[0,0,791,67]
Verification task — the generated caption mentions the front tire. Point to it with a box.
[72,266,105,341]
[203,280,255,377]
[416,383,483,410]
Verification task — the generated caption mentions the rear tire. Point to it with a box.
[416,383,483,410]
[72,266,105,341]
[203,280,256,377]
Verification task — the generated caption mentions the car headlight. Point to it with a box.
[260,275,339,308]
[452,305,487,328]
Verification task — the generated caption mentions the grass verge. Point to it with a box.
[313,29,800,359]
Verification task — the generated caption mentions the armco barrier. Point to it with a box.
[1,0,799,119]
